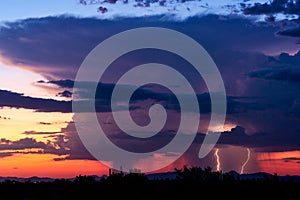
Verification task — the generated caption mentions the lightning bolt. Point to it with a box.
[240,148,251,174]
[214,148,221,171]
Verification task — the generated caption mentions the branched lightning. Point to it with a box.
[240,148,251,174]
[214,148,221,171]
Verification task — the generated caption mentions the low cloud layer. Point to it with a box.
[0,89,71,113]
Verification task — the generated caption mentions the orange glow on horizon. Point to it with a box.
[257,151,300,176]
[0,153,109,178]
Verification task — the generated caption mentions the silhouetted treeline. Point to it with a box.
[0,166,299,200]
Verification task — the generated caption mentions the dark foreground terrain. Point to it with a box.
[0,166,299,200]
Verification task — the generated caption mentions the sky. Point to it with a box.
[0,0,300,178]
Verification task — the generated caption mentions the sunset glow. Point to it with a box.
[0,154,108,178]
[257,151,300,176]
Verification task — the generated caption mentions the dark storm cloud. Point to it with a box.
[193,126,300,152]
[38,78,269,115]
[0,89,71,113]
[248,51,300,83]
[249,67,300,83]
[0,15,295,80]
[278,27,300,38]
[276,51,300,65]
[233,51,300,138]
[1,14,300,163]
[57,117,294,161]
[53,123,300,163]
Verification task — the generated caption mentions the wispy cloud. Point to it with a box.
[22,131,61,135]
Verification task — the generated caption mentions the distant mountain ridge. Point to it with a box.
[0,171,299,183]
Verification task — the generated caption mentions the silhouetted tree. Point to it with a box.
[74,175,96,184]
[175,165,222,182]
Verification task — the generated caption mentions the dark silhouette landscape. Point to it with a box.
[0,166,299,200]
